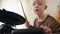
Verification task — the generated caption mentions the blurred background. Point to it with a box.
[0,0,60,29]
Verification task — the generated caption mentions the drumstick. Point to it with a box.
[20,0,30,28]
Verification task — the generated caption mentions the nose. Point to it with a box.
[34,4,38,8]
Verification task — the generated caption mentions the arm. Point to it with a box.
[50,19,60,34]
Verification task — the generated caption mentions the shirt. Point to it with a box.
[34,15,60,34]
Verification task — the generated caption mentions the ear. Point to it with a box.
[45,5,47,10]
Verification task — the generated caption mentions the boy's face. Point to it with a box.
[32,0,47,15]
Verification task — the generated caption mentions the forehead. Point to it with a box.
[32,0,45,3]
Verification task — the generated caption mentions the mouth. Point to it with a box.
[34,9,39,14]
[35,9,39,11]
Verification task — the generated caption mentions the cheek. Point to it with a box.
[39,5,45,9]
[42,6,46,10]
[39,6,45,11]
[32,7,35,12]
[32,7,35,11]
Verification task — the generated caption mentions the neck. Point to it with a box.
[37,13,47,22]
[39,14,46,19]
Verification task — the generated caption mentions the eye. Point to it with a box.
[33,3,35,6]
[38,4,42,5]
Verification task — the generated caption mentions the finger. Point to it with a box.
[40,25,44,28]
[43,26,49,30]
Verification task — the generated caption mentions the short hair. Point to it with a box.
[32,0,47,4]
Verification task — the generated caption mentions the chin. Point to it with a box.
[35,13,39,16]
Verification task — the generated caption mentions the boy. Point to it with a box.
[32,0,60,34]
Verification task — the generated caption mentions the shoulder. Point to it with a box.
[46,15,58,23]
[47,15,60,33]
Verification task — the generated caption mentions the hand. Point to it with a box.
[40,25,52,34]
[25,21,30,28]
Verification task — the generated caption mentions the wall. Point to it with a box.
[0,0,24,17]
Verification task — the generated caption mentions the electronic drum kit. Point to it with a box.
[0,9,45,34]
